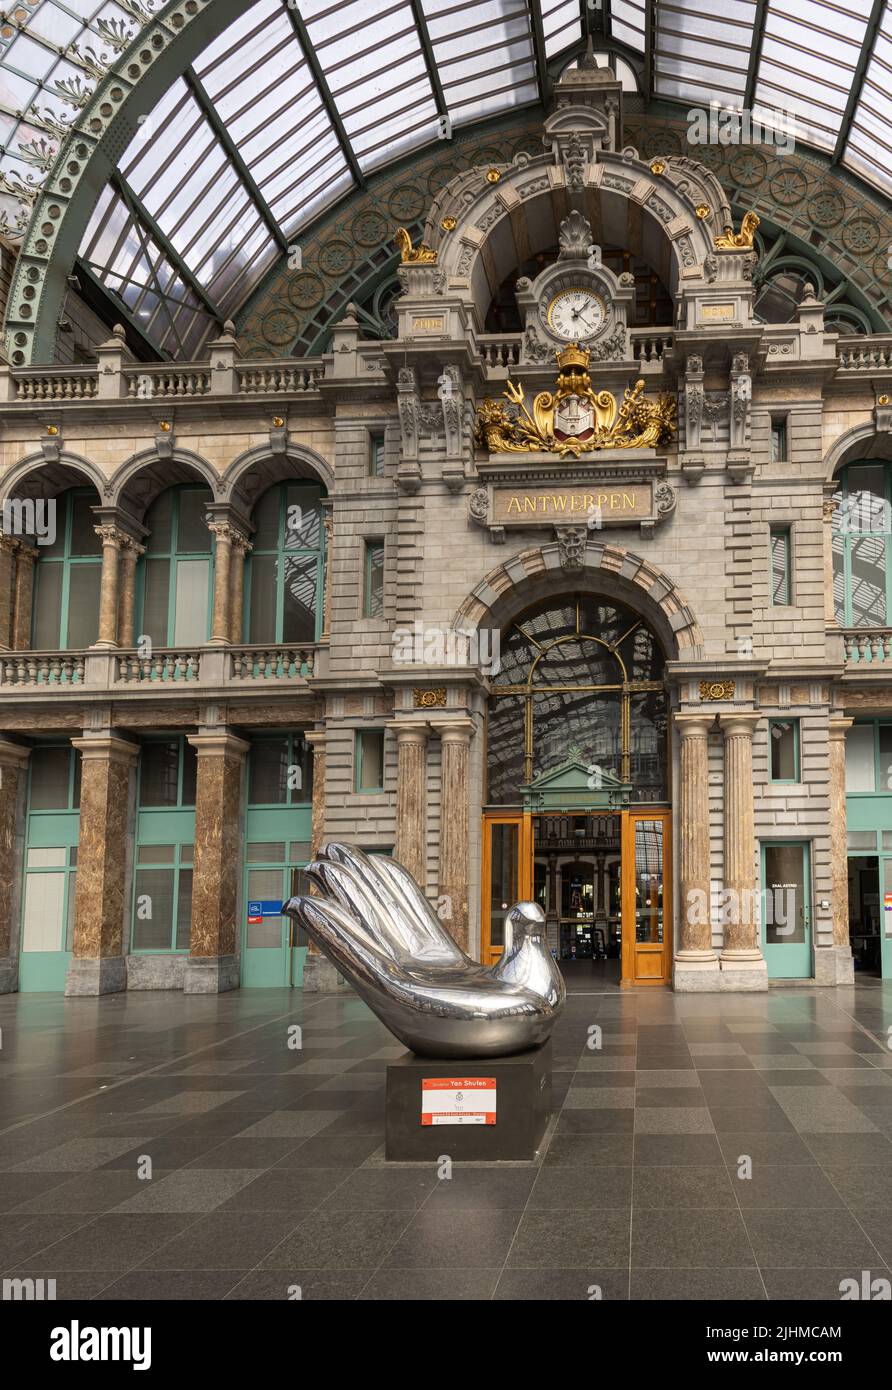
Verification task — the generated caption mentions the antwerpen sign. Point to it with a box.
[493,484,652,525]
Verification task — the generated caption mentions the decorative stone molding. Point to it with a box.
[699,679,735,701]
[413,687,447,708]
[555,525,587,572]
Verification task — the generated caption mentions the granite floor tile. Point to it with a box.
[359,1267,501,1300]
[743,1209,882,1268]
[224,1268,368,1299]
[139,1211,303,1271]
[494,1267,629,1300]
[423,1169,537,1209]
[112,1169,259,1213]
[507,1210,631,1268]
[629,1268,765,1300]
[8,1214,199,1272]
[632,1165,736,1209]
[631,1209,755,1268]
[260,1209,413,1269]
[528,1165,632,1210]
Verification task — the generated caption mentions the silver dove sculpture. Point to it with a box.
[283,843,566,1058]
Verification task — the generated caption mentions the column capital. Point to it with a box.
[431,718,475,742]
[93,523,130,549]
[673,711,714,738]
[71,734,139,765]
[386,720,429,744]
[187,731,250,760]
[303,729,327,750]
[828,715,854,741]
[718,711,761,738]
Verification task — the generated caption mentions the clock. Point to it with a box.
[546,286,607,341]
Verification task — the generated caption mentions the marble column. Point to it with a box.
[392,723,428,889]
[66,734,139,995]
[433,720,474,951]
[820,715,855,985]
[11,542,37,650]
[0,739,29,992]
[302,729,347,993]
[116,538,144,648]
[0,534,17,650]
[321,511,333,642]
[718,712,767,988]
[93,525,125,648]
[228,535,250,644]
[185,730,249,992]
[208,524,233,644]
[673,713,720,989]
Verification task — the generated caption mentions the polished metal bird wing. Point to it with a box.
[283,843,565,1058]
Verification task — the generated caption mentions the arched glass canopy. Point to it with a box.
[1,0,890,358]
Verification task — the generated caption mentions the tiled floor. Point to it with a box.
[2,976,892,1300]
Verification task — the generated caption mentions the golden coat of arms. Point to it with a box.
[474,343,676,457]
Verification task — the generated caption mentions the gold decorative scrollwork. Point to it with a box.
[394,227,437,264]
[714,211,760,250]
[414,688,447,708]
[473,343,676,457]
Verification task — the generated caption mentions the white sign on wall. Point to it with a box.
[421,1077,497,1125]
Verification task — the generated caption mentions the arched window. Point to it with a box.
[487,595,667,804]
[138,485,214,647]
[31,488,102,649]
[246,482,325,644]
[832,461,892,628]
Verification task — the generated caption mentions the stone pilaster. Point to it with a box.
[0,534,17,650]
[321,509,333,642]
[12,542,37,650]
[818,716,855,985]
[185,730,249,992]
[208,523,233,644]
[391,722,428,888]
[117,537,144,648]
[433,719,474,952]
[718,712,767,989]
[673,713,720,990]
[66,734,139,996]
[0,739,29,992]
[92,525,126,649]
[823,496,838,626]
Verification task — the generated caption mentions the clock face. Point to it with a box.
[546,287,606,341]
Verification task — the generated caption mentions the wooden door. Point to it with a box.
[621,809,672,985]
[481,812,533,963]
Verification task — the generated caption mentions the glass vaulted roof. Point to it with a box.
[0,1,889,357]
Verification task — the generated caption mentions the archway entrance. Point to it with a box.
[480,593,672,986]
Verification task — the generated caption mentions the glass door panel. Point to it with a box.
[762,841,811,979]
[481,814,530,963]
[622,810,671,984]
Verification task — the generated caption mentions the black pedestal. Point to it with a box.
[385,1041,552,1161]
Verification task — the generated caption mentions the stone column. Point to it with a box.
[321,510,333,642]
[0,739,29,992]
[302,729,347,993]
[228,535,250,644]
[673,713,720,990]
[819,715,855,985]
[185,730,249,992]
[11,542,37,650]
[66,734,139,995]
[391,722,428,888]
[116,538,144,648]
[718,712,767,988]
[0,534,17,650]
[433,720,474,951]
[208,523,233,644]
[823,497,838,626]
[93,525,125,649]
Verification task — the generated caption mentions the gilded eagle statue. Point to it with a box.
[283,843,565,1058]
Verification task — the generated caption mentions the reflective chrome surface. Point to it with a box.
[283,844,565,1058]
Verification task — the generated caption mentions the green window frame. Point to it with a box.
[364,539,384,618]
[247,733,314,806]
[769,718,800,783]
[21,744,82,957]
[355,729,385,793]
[244,482,326,644]
[845,719,892,797]
[31,488,102,650]
[770,526,792,606]
[369,432,385,477]
[832,461,892,628]
[131,736,197,954]
[136,485,214,648]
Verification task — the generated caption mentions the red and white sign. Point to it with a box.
[421,1077,497,1126]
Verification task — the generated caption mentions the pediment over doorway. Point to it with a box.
[520,745,632,812]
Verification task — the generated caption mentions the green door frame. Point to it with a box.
[845,718,892,978]
[19,746,80,992]
[761,839,812,979]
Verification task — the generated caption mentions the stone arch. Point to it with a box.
[454,541,704,661]
[0,450,107,504]
[822,423,892,484]
[221,443,334,518]
[107,447,222,523]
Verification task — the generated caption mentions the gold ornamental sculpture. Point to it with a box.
[714,211,760,250]
[394,227,437,264]
[474,344,676,457]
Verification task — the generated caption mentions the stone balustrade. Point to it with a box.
[836,337,892,371]
[842,629,892,665]
[0,643,319,692]
[123,367,211,398]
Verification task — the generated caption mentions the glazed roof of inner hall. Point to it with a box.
[0,0,890,361]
